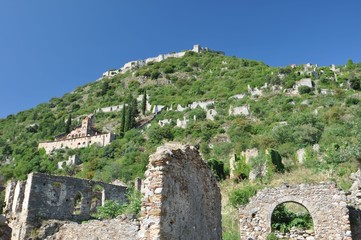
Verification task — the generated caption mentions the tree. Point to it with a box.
[346,59,354,69]
[141,90,147,115]
[125,95,138,131]
[120,95,139,136]
[120,103,126,137]
[350,78,361,90]
[100,81,109,96]
[65,114,72,134]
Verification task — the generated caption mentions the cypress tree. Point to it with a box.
[121,94,139,136]
[129,95,138,128]
[141,90,147,115]
[65,114,72,134]
[125,104,131,132]
[120,103,126,137]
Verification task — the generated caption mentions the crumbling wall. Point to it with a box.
[5,173,127,240]
[0,175,11,240]
[347,168,361,239]
[239,183,351,240]
[139,143,222,240]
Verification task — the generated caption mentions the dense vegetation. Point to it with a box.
[271,203,313,233]
[0,50,361,238]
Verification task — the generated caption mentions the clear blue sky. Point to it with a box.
[1,0,361,118]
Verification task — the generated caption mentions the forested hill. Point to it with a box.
[0,50,360,190]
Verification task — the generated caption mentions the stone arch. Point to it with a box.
[73,191,83,215]
[267,196,315,228]
[239,183,352,239]
[269,199,315,237]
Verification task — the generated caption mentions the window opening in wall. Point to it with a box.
[90,184,104,214]
[73,192,83,215]
[271,202,314,238]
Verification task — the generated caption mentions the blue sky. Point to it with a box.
[1,0,361,118]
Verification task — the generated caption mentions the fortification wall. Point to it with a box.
[139,143,222,240]
[5,173,127,240]
[38,133,114,154]
[102,45,223,77]
[239,183,351,240]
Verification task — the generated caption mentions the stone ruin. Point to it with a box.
[4,173,127,240]
[347,168,361,240]
[38,114,115,154]
[139,143,222,240]
[0,176,11,240]
[239,183,352,240]
[4,143,360,240]
[1,143,222,240]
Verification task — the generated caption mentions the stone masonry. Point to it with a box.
[239,183,351,240]
[347,168,361,240]
[139,143,222,240]
[4,173,127,240]
[38,115,115,154]
[0,175,11,240]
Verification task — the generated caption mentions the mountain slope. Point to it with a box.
[0,50,360,188]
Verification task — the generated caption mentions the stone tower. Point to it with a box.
[81,115,93,137]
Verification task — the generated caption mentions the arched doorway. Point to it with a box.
[239,183,351,239]
[270,202,314,239]
[90,184,104,214]
[73,192,83,215]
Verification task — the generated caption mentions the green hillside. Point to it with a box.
[0,50,361,237]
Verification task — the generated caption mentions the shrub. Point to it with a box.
[94,188,142,219]
[346,97,359,106]
[350,78,360,90]
[298,86,312,94]
[94,200,125,219]
[269,149,285,173]
[229,184,260,207]
[207,159,226,180]
[123,187,142,215]
[271,204,313,233]
[233,154,250,181]
[267,233,279,240]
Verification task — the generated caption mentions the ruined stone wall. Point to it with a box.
[239,183,351,240]
[38,132,114,154]
[139,143,222,240]
[5,173,127,240]
[347,168,361,239]
[0,176,11,240]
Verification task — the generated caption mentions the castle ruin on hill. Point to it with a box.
[102,44,225,78]
[38,114,114,154]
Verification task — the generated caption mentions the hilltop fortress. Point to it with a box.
[38,115,114,154]
[102,44,224,78]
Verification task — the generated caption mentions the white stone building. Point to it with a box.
[38,115,115,154]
